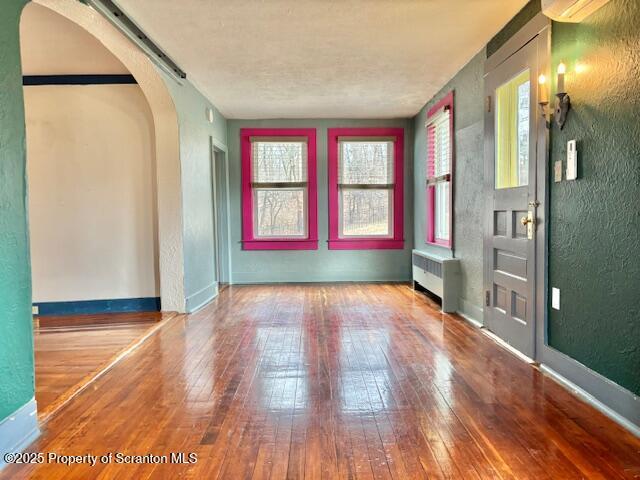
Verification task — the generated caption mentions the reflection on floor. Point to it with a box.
[34,311,174,420]
[5,284,639,479]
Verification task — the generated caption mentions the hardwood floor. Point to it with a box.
[35,311,166,329]
[4,284,639,479]
[34,312,173,420]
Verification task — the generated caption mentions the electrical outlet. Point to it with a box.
[32,305,39,315]
[554,161,562,182]
[552,288,560,310]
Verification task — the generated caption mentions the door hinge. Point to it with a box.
[485,290,491,307]
[486,96,492,113]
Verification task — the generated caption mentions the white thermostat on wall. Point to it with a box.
[566,139,577,180]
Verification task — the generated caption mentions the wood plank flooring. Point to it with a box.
[4,284,639,479]
[34,312,172,419]
[35,311,166,329]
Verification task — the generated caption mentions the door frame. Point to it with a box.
[210,138,232,286]
[483,13,550,362]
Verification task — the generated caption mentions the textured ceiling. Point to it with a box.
[115,0,529,119]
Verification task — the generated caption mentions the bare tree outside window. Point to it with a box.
[338,141,394,237]
[252,141,307,238]
[517,80,530,186]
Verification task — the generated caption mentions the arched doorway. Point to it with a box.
[18,0,187,421]
[30,0,186,313]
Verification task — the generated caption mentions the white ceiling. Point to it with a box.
[115,0,529,119]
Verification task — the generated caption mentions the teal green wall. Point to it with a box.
[413,50,486,321]
[161,75,228,309]
[227,119,414,283]
[0,0,35,421]
[548,0,640,396]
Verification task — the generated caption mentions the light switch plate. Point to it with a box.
[566,139,577,180]
[554,161,562,182]
[552,288,560,310]
[32,305,39,315]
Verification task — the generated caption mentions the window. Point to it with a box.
[426,91,454,247]
[328,128,404,250]
[495,70,530,189]
[241,128,317,250]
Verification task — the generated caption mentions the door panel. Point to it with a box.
[484,38,540,359]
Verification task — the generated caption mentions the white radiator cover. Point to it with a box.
[412,250,461,313]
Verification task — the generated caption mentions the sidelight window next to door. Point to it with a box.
[495,70,530,189]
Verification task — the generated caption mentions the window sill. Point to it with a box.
[328,239,404,250]
[426,240,452,249]
[242,239,318,251]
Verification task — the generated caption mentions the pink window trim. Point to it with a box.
[426,91,454,248]
[327,128,404,250]
[240,128,318,251]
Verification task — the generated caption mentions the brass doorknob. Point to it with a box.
[521,216,532,226]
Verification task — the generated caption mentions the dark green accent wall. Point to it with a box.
[0,0,35,421]
[414,0,639,397]
[548,0,640,396]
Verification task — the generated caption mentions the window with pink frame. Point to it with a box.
[426,92,454,248]
[328,128,404,250]
[240,128,318,250]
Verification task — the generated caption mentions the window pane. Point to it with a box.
[340,189,391,237]
[517,80,530,186]
[254,188,306,237]
[495,70,530,189]
[435,182,450,241]
[339,141,393,185]
[252,141,307,183]
[434,116,450,176]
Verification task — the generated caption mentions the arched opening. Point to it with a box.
[30,0,186,313]
[19,0,186,420]
[22,3,161,319]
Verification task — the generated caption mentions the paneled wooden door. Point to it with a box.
[483,35,546,359]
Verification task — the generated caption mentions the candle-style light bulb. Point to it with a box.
[538,74,548,104]
[557,62,566,93]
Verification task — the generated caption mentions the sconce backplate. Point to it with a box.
[555,93,571,130]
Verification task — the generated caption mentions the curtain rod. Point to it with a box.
[83,0,187,81]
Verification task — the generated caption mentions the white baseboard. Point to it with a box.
[0,399,39,471]
[231,274,412,284]
[481,328,536,364]
[458,298,484,326]
[185,282,218,313]
[457,311,483,329]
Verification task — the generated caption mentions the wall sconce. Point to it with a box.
[538,64,571,129]
[555,62,571,129]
